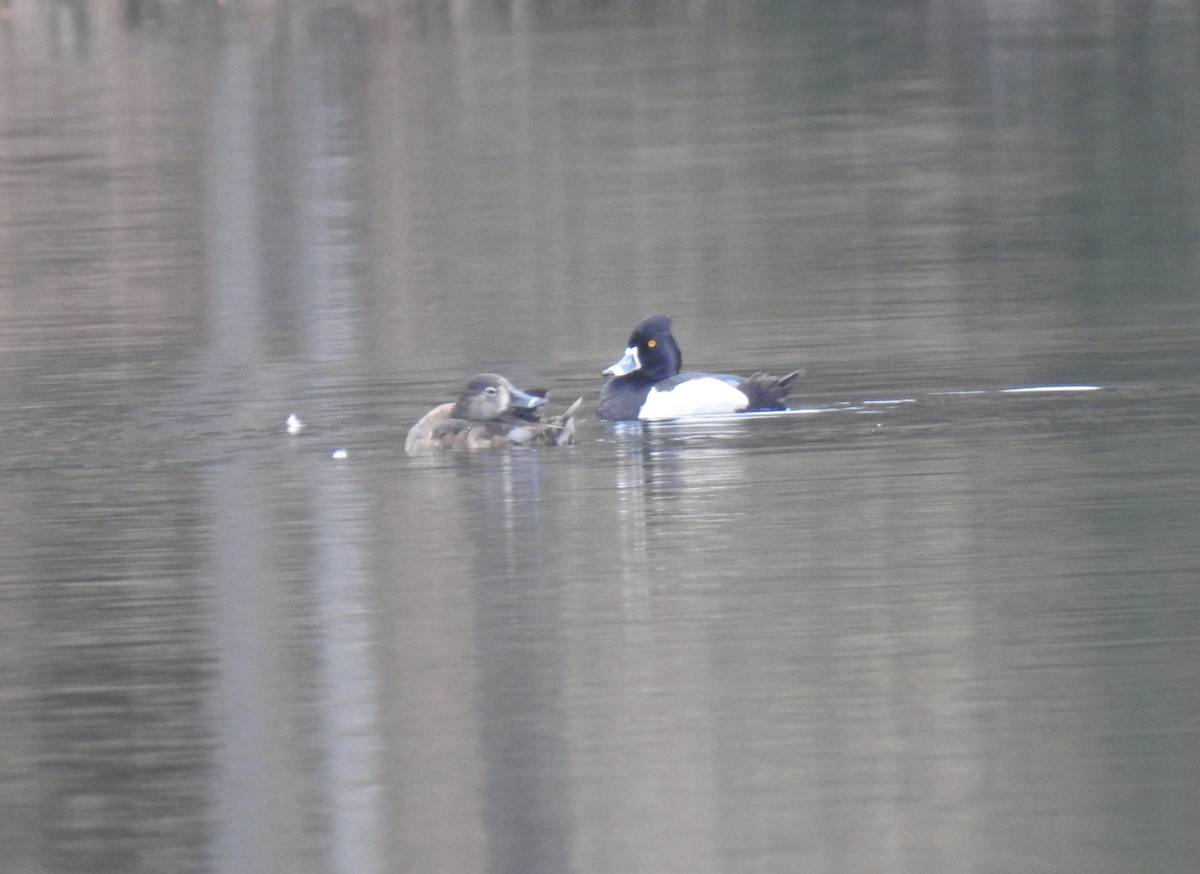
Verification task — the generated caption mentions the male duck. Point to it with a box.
[597,315,799,421]
[406,373,583,453]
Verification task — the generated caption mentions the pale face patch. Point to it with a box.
[603,346,641,377]
[638,378,749,421]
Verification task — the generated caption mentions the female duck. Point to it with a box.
[406,373,582,453]
[597,315,799,421]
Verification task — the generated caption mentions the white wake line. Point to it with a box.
[999,385,1102,394]
[931,385,1102,396]
[651,385,1105,424]
[655,406,834,424]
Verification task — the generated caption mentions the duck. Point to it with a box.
[597,315,799,421]
[406,373,583,453]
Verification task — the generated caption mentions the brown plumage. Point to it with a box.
[405,374,583,454]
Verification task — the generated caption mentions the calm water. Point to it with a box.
[1,2,1199,873]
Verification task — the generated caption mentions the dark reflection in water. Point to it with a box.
[469,458,573,874]
[0,2,1198,874]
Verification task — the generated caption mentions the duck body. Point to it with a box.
[406,374,582,453]
[597,315,799,421]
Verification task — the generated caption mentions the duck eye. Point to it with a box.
[483,386,498,396]
[647,339,657,348]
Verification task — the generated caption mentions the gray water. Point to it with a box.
[1,2,1198,873]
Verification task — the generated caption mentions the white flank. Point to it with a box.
[639,378,749,421]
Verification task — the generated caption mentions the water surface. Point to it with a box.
[0,3,1198,873]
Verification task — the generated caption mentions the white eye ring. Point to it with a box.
[483,386,498,396]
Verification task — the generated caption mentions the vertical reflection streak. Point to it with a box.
[313,464,383,874]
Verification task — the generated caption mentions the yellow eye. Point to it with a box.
[647,339,657,348]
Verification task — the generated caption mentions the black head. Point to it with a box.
[602,314,682,382]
